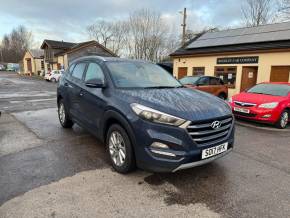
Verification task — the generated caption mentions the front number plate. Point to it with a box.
[234,107,250,114]
[202,143,228,159]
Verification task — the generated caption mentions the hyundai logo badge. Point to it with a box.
[211,121,221,129]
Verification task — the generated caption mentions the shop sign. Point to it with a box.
[217,56,259,64]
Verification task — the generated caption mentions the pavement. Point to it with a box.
[0,71,289,218]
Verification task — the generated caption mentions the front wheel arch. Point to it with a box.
[102,110,137,147]
[275,109,289,129]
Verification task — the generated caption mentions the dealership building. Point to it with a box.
[170,21,290,97]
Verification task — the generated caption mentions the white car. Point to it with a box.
[45,70,64,82]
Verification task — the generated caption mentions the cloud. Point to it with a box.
[0,0,245,47]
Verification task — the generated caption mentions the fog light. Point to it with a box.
[262,114,271,118]
[150,142,169,149]
[150,142,176,157]
[150,149,176,157]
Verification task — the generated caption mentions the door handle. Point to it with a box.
[79,90,85,97]
[64,82,72,88]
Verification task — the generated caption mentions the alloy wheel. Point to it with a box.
[58,103,66,125]
[280,111,288,128]
[109,131,126,166]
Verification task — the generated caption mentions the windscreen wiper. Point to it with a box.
[143,86,183,89]
[250,92,274,96]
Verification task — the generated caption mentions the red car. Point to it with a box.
[229,82,290,128]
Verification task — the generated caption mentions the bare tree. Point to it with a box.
[0,25,32,63]
[278,0,290,20]
[109,21,129,55]
[242,0,276,27]
[87,9,179,61]
[87,20,114,48]
[127,9,169,62]
[87,20,128,56]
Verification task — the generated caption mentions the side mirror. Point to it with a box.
[85,78,105,88]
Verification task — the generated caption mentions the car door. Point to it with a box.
[209,77,222,96]
[79,62,107,133]
[196,77,211,93]
[65,62,87,123]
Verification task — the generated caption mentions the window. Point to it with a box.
[192,67,205,76]
[197,77,210,86]
[41,61,44,70]
[68,64,76,74]
[71,63,86,80]
[215,67,237,88]
[85,63,104,82]
[210,77,223,85]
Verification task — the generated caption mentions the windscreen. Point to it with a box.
[106,61,181,88]
[247,84,290,96]
[179,77,200,85]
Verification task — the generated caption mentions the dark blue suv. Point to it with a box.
[57,56,235,173]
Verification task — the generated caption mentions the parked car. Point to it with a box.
[6,63,19,72]
[0,64,5,71]
[45,70,64,82]
[57,56,235,173]
[180,76,228,99]
[229,82,290,128]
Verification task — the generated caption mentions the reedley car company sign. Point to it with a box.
[217,56,259,64]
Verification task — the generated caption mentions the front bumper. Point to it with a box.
[231,105,280,124]
[172,148,233,172]
[131,116,235,173]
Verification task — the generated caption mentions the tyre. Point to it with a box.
[275,110,289,129]
[51,78,56,83]
[218,93,227,100]
[106,124,136,173]
[58,99,74,128]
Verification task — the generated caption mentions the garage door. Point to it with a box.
[270,66,290,82]
[177,67,188,79]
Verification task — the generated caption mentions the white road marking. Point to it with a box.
[9,98,57,104]
[0,78,34,84]
[0,91,56,99]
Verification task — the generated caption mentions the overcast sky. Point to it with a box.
[0,0,245,47]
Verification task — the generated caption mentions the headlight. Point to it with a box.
[131,103,186,126]
[258,102,278,109]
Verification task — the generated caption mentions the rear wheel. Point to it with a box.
[58,99,73,128]
[275,110,288,129]
[106,124,136,173]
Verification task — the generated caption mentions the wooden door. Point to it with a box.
[240,67,258,92]
[270,66,290,82]
[177,67,188,79]
[27,59,32,72]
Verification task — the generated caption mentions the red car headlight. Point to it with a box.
[258,102,278,109]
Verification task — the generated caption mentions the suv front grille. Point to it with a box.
[186,116,233,147]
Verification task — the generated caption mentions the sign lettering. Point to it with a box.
[217,56,259,64]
